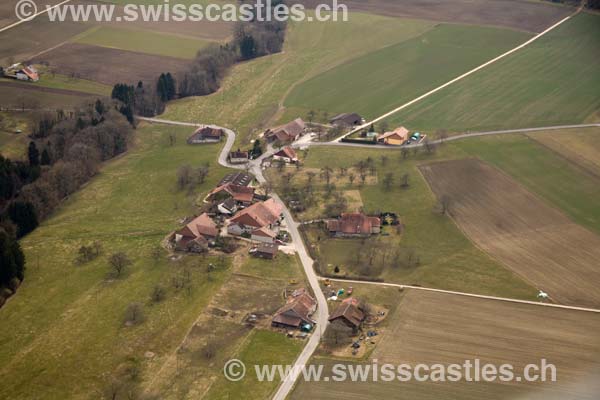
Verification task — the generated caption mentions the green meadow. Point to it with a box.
[284,24,531,119]
[385,13,600,132]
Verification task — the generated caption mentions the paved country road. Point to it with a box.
[137,116,600,400]
[138,117,330,399]
[309,123,600,150]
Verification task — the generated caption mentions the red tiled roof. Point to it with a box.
[266,118,305,142]
[326,213,380,235]
[329,302,364,327]
[230,199,282,228]
[275,146,298,160]
[179,213,218,239]
[209,183,254,203]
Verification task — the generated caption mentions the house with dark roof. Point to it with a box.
[228,149,249,164]
[330,112,363,127]
[326,213,381,237]
[273,146,298,164]
[250,243,279,259]
[272,288,317,329]
[173,213,218,252]
[187,126,225,144]
[329,302,365,331]
[264,118,306,143]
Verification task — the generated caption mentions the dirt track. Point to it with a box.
[419,158,600,308]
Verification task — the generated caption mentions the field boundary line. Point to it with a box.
[328,278,600,313]
[0,0,73,34]
[337,9,581,141]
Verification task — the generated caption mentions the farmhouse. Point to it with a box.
[273,146,298,164]
[329,301,365,331]
[207,183,255,206]
[377,127,409,145]
[218,172,253,187]
[187,126,225,144]
[228,198,283,235]
[264,118,306,143]
[249,242,279,259]
[251,226,277,243]
[330,112,363,127]
[173,213,218,252]
[326,213,381,237]
[272,288,317,329]
[228,149,249,164]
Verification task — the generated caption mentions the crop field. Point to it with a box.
[74,26,211,59]
[292,289,600,400]
[0,80,97,109]
[456,133,600,235]
[528,127,600,177]
[420,158,600,308]
[297,145,536,300]
[284,23,530,120]
[32,43,190,85]
[300,0,572,32]
[385,13,600,133]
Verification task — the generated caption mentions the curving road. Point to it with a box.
[137,117,329,399]
[138,116,600,400]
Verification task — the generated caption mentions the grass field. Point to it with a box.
[292,289,600,399]
[145,253,308,398]
[385,13,600,133]
[420,158,600,308]
[0,112,33,159]
[284,24,531,119]
[0,123,236,398]
[456,133,600,235]
[74,26,211,59]
[298,145,536,300]
[528,127,600,177]
[162,13,438,144]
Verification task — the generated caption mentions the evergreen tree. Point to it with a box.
[40,148,51,165]
[240,35,257,60]
[0,227,25,288]
[165,73,176,100]
[27,141,40,166]
[7,201,38,238]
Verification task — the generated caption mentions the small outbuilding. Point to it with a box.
[250,243,279,259]
[273,146,298,164]
[330,113,363,127]
[187,126,225,144]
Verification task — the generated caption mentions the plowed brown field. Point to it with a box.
[292,289,600,400]
[419,158,600,308]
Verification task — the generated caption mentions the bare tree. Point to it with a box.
[109,252,132,277]
[438,194,452,215]
[348,173,356,186]
[320,166,333,186]
[150,285,166,303]
[383,172,394,191]
[401,147,409,160]
[400,173,410,189]
[124,302,145,325]
[176,165,193,190]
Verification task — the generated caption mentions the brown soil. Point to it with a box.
[419,158,600,308]
[32,43,190,85]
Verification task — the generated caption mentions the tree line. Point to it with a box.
[111,1,288,118]
[0,99,134,302]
